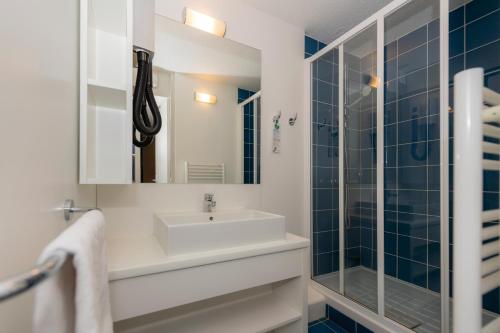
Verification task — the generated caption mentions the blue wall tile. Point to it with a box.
[398,235,427,263]
[305,35,328,58]
[398,68,427,99]
[428,90,440,115]
[398,44,427,76]
[449,27,465,57]
[428,38,440,65]
[398,93,428,121]
[449,6,465,31]
[465,0,500,23]
[384,12,446,291]
[324,305,375,333]
[428,241,441,267]
[428,64,441,90]
[328,307,356,332]
[308,323,332,333]
[385,80,397,103]
[428,19,440,40]
[485,66,500,90]
[483,288,500,314]
[317,232,334,253]
[397,119,428,145]
[317,59,334,82]
[428,266,441,292]
[385,211,397,233]
[466,9,500,50]
[317,81,333,104]
[315,210,334,232]
[449,55,465,82]
[239,87,257,185]
[385,254,397,277]
[398,257,427,288]
[312,47,340,278]
[384,232,397,255]
[306,36,320,56]
[398,25,427,55]
[317,252,333,275]
[238,88,250,102]
[466,39,500,74]
[385,59,397,82]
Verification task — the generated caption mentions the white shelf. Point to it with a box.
[88,79,126,92]
[88,81,127,109]
[141,293,301,333]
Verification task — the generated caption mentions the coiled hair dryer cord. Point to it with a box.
[133,50,162,147]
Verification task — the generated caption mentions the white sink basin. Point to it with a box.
[154,210,286,256]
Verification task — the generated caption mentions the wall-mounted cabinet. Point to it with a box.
[80,0,132,184]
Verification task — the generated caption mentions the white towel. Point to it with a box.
[33,210,113,333]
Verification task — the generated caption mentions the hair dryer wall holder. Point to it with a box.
[133,46,154,68]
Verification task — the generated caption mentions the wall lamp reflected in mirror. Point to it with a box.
[184,8,226,37]
[195,92,217,104]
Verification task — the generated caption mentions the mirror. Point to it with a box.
[134,15,262,184]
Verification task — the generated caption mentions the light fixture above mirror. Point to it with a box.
[184,8,226,37]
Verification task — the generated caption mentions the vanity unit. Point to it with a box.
[107,210,309,333]
[80,2,308,331]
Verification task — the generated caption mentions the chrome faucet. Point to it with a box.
[204,193,216,212]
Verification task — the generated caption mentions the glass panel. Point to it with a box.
[342,23,378,312]
[311,48,341,293]
[384,1,441,331]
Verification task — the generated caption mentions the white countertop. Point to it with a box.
[107,233,309,281]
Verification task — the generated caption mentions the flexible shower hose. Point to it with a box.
[133,50,162,147]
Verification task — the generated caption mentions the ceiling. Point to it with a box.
[239,0,392,43]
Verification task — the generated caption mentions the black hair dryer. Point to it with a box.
[133,48,162,147]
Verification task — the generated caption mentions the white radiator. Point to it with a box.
[184,162,225,184]
[454,68,500,333]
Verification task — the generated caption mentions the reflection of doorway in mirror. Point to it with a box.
[135,96,171,183]
[155,97,171,184]
[238,90,261,184]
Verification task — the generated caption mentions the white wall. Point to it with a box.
[98,0,306,236]
[0,0,96,331]
[174,73,239,183]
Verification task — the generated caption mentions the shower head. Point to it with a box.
[362,74,380,96]
[361,85,372,97]
[368,75,380,89]
[346,74,380,108]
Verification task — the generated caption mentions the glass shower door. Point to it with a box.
[383,0,442,331]
[342,23,378,312]
[311,48,341,293]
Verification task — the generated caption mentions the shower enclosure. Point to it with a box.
[307,0,499,332]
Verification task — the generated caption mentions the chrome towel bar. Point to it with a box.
[0,199,100,303]
[0,250,68,302]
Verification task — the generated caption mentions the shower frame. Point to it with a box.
[303,0,450,332]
